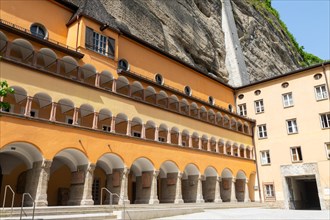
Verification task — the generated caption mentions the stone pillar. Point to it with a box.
[154,127,159,142]
[110,116,116,133]
[198,138,202,150]
[149,170,160,204]
[68,163,95,206]
[174,172,184,204]
[126,120,131,136]
[216,143,220,153]
[231,177,237,202]
[95,73,100,87]
[92,112,99,129]
[24,160,52,206]
[49,102,57,121]
[112,79,117,92]
[244,148,247,158]
[24,96,33,116]
[72,107,79,125]
[196,174,204,203]
[119,167,130,205]
[244,179,250,202]
[178,132,182,146]
[167,129,171,144]
[207,140,211,151]
[237,148,241,157]
[189,135,192,148]
[141,124,146,139]
[214,176,222,203]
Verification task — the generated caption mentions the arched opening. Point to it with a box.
[31,92,52,120]
[128,158,155,204]
[244,123,250,135]
[131,117,143,138]
[231,118,237,130]
[181,130,190,147]
[115,113,128,135]
[168,95,179,112]
[145,86,156,104]
[182,164,201,203]
[0,142,43,207]
[158,124,168,143]
[56,99,75,124]
[58,56,78,79]
[145,120,156,140]
[200,106,207,121]
[226,141,232,155]
[0,31,8,53]
[131,81,144,100]
[239,145,245,158]
[216,112,223,126]
[80,64,97,86]
[79,104,94,128]
[157,91,168,108]
[1,86,27,114]
[208,110,215,123]
[99,70,113,91]
[158,161,179,203]
[220,168,233,202]
[36,48,57,72]
[180,99,189,115]
[223,115,230,128]
[209,137,217,152]
[95,153,125,205]
[170,127,179,145]
[98,108,112,132]
[190,102,199,118]
[48,148,89,206]
[236,171,247,202]
[218,140,225,154]
[116,76,130,96]
[8,38,34,64]
[191,132,199,149]
[246,147,251,159]
[237,121,243,132]
[203,166,218,202]
[233,143,239,157]
[201,135,208,151]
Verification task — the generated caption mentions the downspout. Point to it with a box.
[322,63,330,97]
[75,15,80,51]
[251,123,262,203]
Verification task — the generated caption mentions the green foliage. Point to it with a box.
[0,80,14,110]
[249,0,323,66]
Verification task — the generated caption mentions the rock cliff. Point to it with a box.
[66,0,303,85]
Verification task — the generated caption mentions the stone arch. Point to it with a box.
[232,142,239,157]
[145,120,156,140]
[168,95,179,111]
[0,30,8,52]
[131,117,143,138]
[180,99,189,115]
[181,129,190,147]
[216,112,223,126]
[48,148,90,206]
[99,70,114,90]
[237,120,243,132]
[208,109,215,123]
[209,137,217,152]
[235,170,247,202]
[98,108,112,131]
[36,48,57,71]
[191,132,200,149]
[225,141,232,155]
[218,139,225,154]
[223,114,230,128]
[131,81,144,100]
[79,103,94,128]
[190,102,199,118]
[31,92,52,120]
[145,86,156,104]
[115,113,128,135]
[170,126,180,145]
[1,86,27,114]
[182,163,202,203]
[220,168,234,202]
[203,166,218,202]
[200,106,207,121]
[80,63,97,85]
[9,38,34,63]
[244,122,250,134]
[239,144,245,158]
[59,56,78,78]
[201,134,208,151]
[55,98,75,124]
[158,160,180,203]
[116,76,130,95]
[157,90,168,108]
[230,117,237,130]
[158,123,168,143]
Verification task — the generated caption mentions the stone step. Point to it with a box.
[1,212,116,220]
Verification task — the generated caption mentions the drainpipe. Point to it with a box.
[322,63,330,97]
[75,15,80,51]
[251,123,262,203]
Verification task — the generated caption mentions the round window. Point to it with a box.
[238,94,244,100]
[228,104,233,112]
[30,23,47,39]
[314,73,322,80]
[254,90,261,95]
[155,73,164,85]
[118,59,129,71]
[281,82,289,88]
[184,86,192,96]
[208,96,215,105]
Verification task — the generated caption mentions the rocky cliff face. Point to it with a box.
[67,0,303,85]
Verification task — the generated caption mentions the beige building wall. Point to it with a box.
[236,64,330,210]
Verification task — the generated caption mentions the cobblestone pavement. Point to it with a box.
[154,208,330,219]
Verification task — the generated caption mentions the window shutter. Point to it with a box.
[85,26,94,49]
[108,37,115,57]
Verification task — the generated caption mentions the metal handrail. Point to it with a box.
[2,185,15,216]
[20,193,35,220]
[101,187,127,220]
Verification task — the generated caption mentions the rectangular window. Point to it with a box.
[133,131,141,138]
[286,119,298,134]
[85,27,115,58]
[260,150,271,165]
[282,93,294,107]
[254,99,264,114]
[315,85,328,100]
[291,146,303,162]
[238,104,247,116]
[320,113,330,128]
[264,183,275,200]
[102,125,111,132]
[257,124,268,138]
[325,143,330,159]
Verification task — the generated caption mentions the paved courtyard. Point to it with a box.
[154,208,330,219]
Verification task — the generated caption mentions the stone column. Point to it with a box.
[244,148,247,158]
[174,172,184,204]
[95,73,100,87]
[216,143,220,153]
[119,167,130,205]
[92,112,99,129]
[167,129,171,144]
[188,135,192,148]
[231,177,237,202]
[178,132,182,146]
[154,127,159,142]
[112,79,117,92]
[198,138,202,150]
[244,179,250,202]
[214,176,222,203]
[237,148,241,157]
[196,174,204,203]
[207,140,211,151]
[149,170,160,204]
[110,116,116,133]
[49,102,57,121]
[72,107,79,125]
[126,120,131,136]
[24,160,52,206]
[141,124,146,139]
[68,163,95,206]
[24,96,33,116]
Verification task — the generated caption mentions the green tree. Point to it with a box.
[0,80,14,110]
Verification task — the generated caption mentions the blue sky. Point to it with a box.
[272,0,330,60]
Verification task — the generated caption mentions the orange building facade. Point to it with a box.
[0,0,257,207]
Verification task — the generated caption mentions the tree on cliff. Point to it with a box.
[0,80,14,110]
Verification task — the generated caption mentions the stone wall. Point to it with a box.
[182,175,198,203]
[202,176,216,202]
[160,172,177,203]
